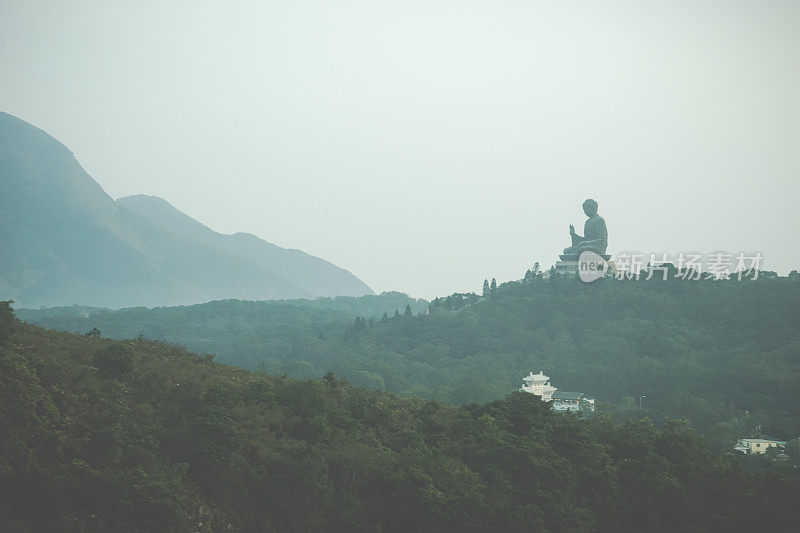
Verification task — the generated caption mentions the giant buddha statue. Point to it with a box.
[561,198,609,260]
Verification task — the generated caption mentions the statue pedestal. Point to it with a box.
[554,260,579,278]
[554,254,614,279]
[559,254,611,261]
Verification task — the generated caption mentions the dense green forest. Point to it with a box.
[21,275,800,445]
[17,292,429,370]
[1,302,799,531]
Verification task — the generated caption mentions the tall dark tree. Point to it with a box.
[381,311,389,322]
[0,300,14,343]
[490,278,498,295]
[404,304,413,317]
[483,279,490,297]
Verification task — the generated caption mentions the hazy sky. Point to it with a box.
[2,1,799,298]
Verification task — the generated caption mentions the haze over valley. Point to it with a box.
[2,2,800,531]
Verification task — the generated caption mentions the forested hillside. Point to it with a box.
[1,302,798,531]
[17,292,429,371]
[20,276,800,443]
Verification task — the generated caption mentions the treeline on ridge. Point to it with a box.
[19,274,800,444]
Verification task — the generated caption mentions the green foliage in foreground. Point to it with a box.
[1,304,799,531]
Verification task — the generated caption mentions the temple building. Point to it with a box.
[552,391,595,413]
[520,371,595,413]
[520,371,556,401]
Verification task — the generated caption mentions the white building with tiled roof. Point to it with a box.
[552,391,595,413]
[520,371,557,401]
[520,371,595,413]
[734,438,786,455]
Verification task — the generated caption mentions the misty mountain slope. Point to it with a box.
[117,194,373,298]
[0,112,193,307]
[0,112,372,307]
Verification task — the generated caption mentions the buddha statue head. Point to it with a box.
[582,198,598,217]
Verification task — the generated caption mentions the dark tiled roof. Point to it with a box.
[552,391,583,400]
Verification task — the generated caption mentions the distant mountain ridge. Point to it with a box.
[16,291,429,372]
[0,112,373,308]
[116,194,371,299]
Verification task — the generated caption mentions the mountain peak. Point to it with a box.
[1,113,373,307]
